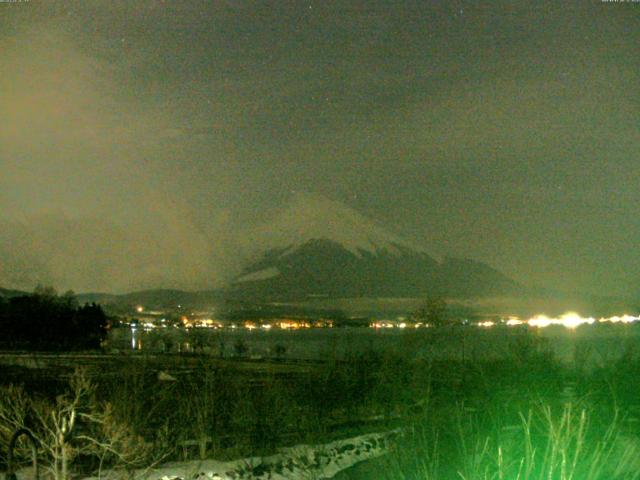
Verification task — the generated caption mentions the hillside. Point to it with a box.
[229,238,523,301]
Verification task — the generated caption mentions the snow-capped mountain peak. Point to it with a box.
[247,193,421,257]
[230,194,522,300]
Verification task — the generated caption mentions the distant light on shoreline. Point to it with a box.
[491,312,640,330]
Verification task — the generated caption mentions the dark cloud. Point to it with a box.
[1,1,639,295]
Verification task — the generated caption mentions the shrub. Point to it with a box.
[0,369,156,480]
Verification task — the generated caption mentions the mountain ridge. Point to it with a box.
[240,194,427,259]
[229,237,523,301]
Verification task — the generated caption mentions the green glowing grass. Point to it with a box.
[374,400,640,480]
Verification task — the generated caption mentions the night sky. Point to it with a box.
[1,1,639,295]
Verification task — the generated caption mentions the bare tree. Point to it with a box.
[0,368,153,480]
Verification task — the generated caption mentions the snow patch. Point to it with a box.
[235,267,280,283]
[75,430,400,480]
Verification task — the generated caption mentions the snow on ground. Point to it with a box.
[2,430,399,480]
[101,430,399,480]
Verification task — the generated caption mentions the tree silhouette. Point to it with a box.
[413,296,449,327]
[0,287,108,350]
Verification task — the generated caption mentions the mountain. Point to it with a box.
[239,193,426,258]
[0,194,523,304]
[229,239,522,300]
[229,195,523,301]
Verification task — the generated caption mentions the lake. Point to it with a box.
[107,323,640,368]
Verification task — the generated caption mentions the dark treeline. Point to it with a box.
[0,286,107,350]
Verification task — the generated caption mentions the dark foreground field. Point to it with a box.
[2,325,640,479]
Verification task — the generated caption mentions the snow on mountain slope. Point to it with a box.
[235,266,280,282]
[247,193,423,258]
